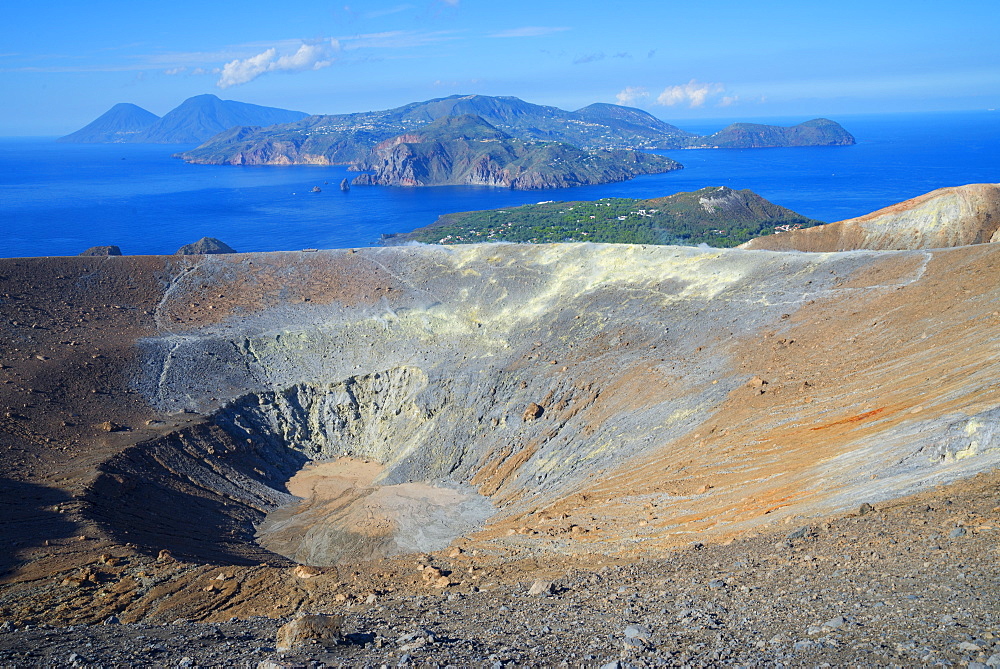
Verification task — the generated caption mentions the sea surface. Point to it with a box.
[1,110,997,258]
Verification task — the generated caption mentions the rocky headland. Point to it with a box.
[349,115,681,189]
[0,185,997,666]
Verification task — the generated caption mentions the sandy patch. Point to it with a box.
[256,458,494,565]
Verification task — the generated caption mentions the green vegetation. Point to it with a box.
[384,187,824,247]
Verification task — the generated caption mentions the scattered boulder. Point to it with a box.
[822,615,847,630]
[96,421,124,432]
[528,579,554,596]
[786,525,811,540]
[78,245,122,257]
[293,564,322,578]
[275,613,344,652]
[175,237,236,255]
[623,623,653,650]
[397,629,437,652]
[523,402,544,421]
[61,568,97,588]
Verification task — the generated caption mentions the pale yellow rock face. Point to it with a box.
[741,183,1000,251]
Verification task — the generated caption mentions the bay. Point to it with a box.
[1,110,997,258]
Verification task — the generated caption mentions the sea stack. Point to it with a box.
[340,178,351,192]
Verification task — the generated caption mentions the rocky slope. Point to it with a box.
[2,473,998,666]
[741,183,1000,251]
[0,185,997,665]
[350,115,681,189]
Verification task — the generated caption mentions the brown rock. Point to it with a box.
[293,565,322,579]
[523,402,544,421]
[275,613,344,652]
[61,568,97,588]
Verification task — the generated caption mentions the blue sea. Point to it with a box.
[1,110,997,258]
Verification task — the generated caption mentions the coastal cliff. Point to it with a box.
[350,115,681,189]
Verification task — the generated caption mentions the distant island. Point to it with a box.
[59,93,855,191]
[177,94,853,190]
[383,186,823,246]
[57,94,308,144]
[179,94,855,164]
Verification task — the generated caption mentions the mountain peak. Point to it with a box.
[57,103,160,143]
[59,95,309,145]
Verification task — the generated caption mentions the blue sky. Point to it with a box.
[2,0,998,135]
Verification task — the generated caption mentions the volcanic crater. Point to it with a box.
[1,185,999,665]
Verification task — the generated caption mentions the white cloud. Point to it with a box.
[656,80,724,108]
[164,66,186,75]
[616,86,650,106]
[489,26,570,38]
[217,41,340,88]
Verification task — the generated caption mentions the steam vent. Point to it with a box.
[1,185,999,656]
